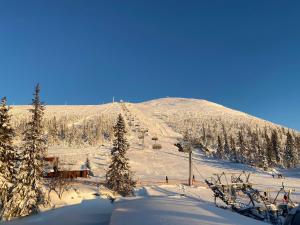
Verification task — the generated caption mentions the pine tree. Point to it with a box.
[229,136,238,162]
[284,132,297,168]
[59,123,66,141]
[264,131,274,167]
[201,124,206,145]
[82,123,88,143]
[271,130,281,165]
[106,114,135,196]
[249,131,259,165]
[249,129,263,167]
[216,135,223,159]
[85,157,91,170]
[237,131,246,163]
[67,124,76,146]
[222,125,230,160]
[261,149,269,171]
[294,135,300,160]
[0,97,17,213]
[49,116,59,145]
[2,84,47,220]
[85,157,93,176]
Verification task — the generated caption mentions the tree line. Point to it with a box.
[12,113,115,147]
[187,122,300,169]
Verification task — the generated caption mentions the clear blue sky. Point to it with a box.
[0,1,299,130]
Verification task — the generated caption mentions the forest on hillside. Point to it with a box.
[173,117,300,169]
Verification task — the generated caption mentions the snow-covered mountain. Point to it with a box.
[138,97,280,128]
[136,97,291,136]
[9,97,296,149]
[10,97,293,135]
[9,97,298,168]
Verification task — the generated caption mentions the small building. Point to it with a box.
[43,156,89,179]
[44,170,89,179]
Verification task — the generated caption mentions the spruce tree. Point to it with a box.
[106,114,135,196]
[294,135,300,160]
[284,132,297,168]
[2,84,47,220]
[0,97,16,213]
[201,124,206,145]
[216,135,223,159]
[85,157,91,170]
[85,157,93,176]
[49,116,59,145]
[248,132,258,165]
[264,131,274,166]
[237,131,246,163]
[229,136,238,162]
[59,123,66,141]
[271,130,281,165]
[222,125,230,160]
[261,149,269,171]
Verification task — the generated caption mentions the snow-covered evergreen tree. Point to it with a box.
[284,131,297,168]
[262,150,269,171]
[237,131,246,163]
[271,130,282,165]
[248,131,258,165]
[201,124,206,145]
[85,157,93,176]
[264,131,274,166]
[106,114,135,196]
[48,116,59,145]
[85,157,91,170]
[294,135,300,160]
[222,125,230,160]
[0,97,17,214]
[2,84,47,220]
[229,136,238,162]
[216,135,223,159]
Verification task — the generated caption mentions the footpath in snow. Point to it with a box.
[109,185,267,225]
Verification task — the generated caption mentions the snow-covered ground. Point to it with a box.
[5,98,300,224]
[6,183,113,225]
[110,185,268,225]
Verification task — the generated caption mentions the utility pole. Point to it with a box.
[188,150,192,186]
[182,130,193,186]
[184,140,193,186]
[175,130,193,186]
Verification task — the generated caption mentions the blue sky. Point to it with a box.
[0,1,300,130]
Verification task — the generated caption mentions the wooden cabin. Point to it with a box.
[44,170,89,179]
[43,156,89,179]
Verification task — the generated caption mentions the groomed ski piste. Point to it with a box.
[5,98,300,225]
